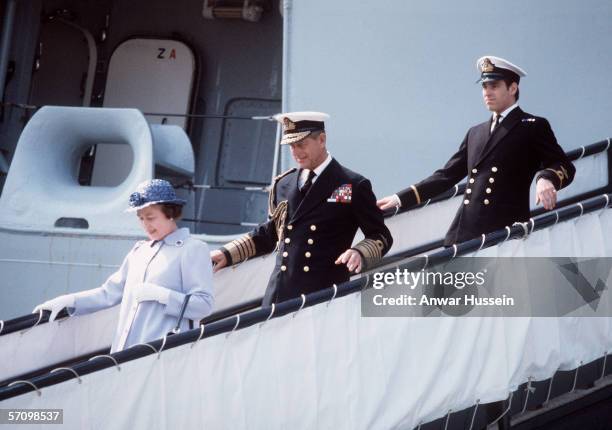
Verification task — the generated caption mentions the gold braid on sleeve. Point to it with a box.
[352,237,386,269]
[545,168,566,188]
[410,185,421,205]
[222,235,257,265]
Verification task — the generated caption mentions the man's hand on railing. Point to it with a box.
[335,249,363,274]
[210,249,228,273]
[377,194,401,210]
[536,178,557,210]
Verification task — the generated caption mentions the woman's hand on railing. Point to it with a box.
[32,294,75,322]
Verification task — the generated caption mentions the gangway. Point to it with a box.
[1,192,611,429]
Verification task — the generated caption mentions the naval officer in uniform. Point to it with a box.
[211,112,393,305]
[377,56,576,245]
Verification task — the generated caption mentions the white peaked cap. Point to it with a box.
[273,111,330,123]
[274,112,330,145]
[476,56,527,83]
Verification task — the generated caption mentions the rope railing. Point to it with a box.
[0,192,609,401]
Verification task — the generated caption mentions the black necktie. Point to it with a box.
[491,114,502,134]
[300,170,316,198]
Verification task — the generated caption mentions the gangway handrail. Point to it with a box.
[0,193,609,401]
[202,137,612,315]
[0,347,108,389]
[380,137,611,218]
[155,138,612,227]
[1,137,610,337]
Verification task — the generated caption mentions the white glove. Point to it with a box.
[32,294,75,322]
[133,283,171,305]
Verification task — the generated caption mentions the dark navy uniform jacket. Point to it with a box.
[397,107,576,246]
[222,158,392,305]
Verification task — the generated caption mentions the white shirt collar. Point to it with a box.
[300,152,332,186]
[495,103,519,122]
[312,152,332,177]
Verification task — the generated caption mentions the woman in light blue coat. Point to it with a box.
[34,179,214,352]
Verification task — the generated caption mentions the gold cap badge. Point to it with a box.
[481,58,494,73]
[283,117,296,131]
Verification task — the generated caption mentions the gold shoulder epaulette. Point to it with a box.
[273,167,297,182]
[269,168,297,216]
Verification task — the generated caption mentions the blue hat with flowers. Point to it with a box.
[126,179,186,212]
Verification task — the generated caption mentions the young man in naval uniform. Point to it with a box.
[377,56,576,246]
[211,112,393,306]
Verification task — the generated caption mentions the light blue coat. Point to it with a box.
[72,228,214,352]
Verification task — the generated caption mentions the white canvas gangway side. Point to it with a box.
[2,209,612,429]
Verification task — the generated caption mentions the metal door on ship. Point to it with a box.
[93,38,197,186]
[29,18,96,107]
